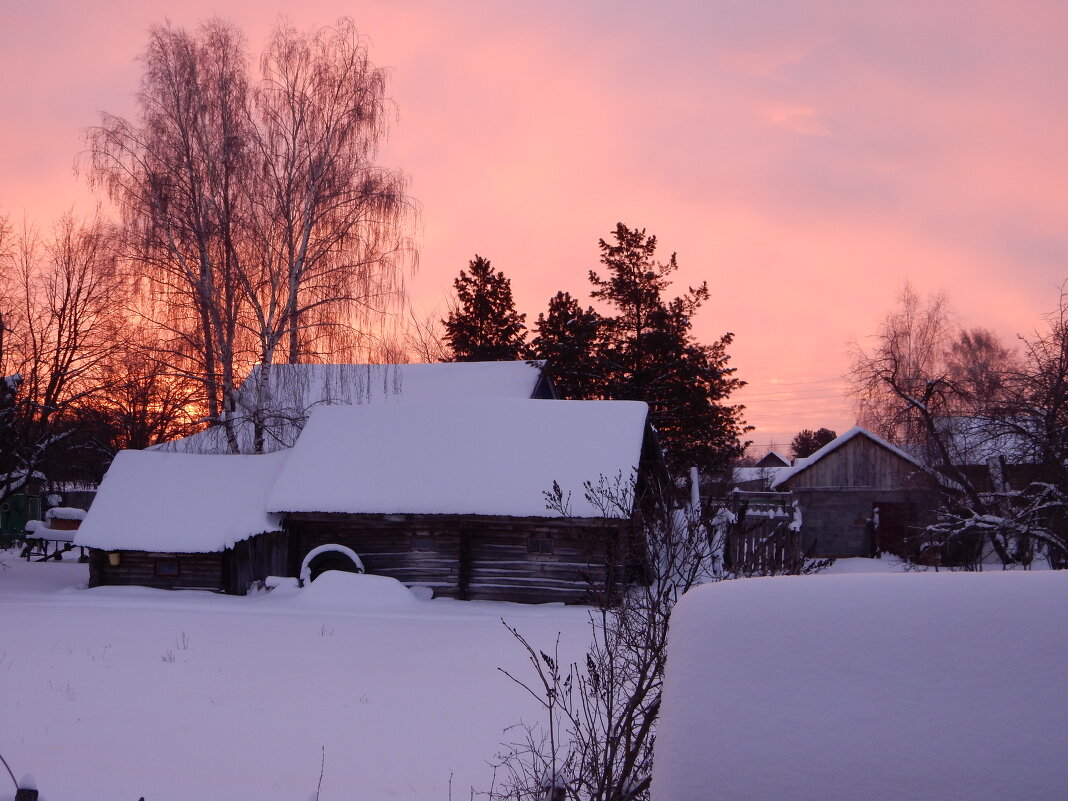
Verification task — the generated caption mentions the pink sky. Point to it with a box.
[3,0,1067,453]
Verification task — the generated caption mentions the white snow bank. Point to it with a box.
[45,506,86,521]
[268,399,648,518]
[653,571,1068,801]
[296,570,420,608]
[75,449,288,552]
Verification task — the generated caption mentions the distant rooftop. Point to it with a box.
[152,361,552,454]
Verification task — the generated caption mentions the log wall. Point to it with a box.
[227,531,288,595]
[286,514,628,604]
[88,549,225,591]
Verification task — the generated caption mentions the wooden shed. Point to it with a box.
[76,450,289,594]
[77,397,663,604]
[267,399,660,604]
[771,427,943,558]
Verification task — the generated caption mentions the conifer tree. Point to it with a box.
[589,223,748,473]
[530,291,603,399]
[443,255,527,361]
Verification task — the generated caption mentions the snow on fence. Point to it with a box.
[724,491,806,575]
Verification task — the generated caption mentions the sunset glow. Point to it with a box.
[3,0,1067,451]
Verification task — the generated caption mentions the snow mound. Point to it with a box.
[296,570,420,608]
[653,571,1068,801]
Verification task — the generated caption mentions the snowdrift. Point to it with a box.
[654,571,1068,801]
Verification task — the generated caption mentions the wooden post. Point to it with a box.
[15,787,39,801]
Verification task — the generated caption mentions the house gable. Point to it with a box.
[772,427,932,491]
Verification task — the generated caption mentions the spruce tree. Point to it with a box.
[443,255,527,361]
[530,291,604,399]
[589,223,749,473]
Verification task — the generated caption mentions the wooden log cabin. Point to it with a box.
[266,399,659,604]
[76,450,290,593]
[770,427,944,558]
[76,398,662,604]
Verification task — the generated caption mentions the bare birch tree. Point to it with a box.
[88,19,251,451]
[850,282,954,449]
[243,18,413,450]
[88,17,415,453]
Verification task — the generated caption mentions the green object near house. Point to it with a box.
[0,471,45,538]
[1,492,42,534]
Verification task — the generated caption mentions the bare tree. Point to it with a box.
[488,476,682,801]
[850,282,954,448]
[242,18,414,449]
[0,212,126,492]
[402,302,453,363]
[849,285,1068,568]
[72,323,204,457]
[88,19,251,452]
[486,472,830,801]
[87,17,416,453]
[945,327,1017,415]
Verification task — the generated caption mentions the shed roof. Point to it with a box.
[755,451,791,468]
[770,427,926,490]
[267,399,650,519]
[75,450,288,553]
[153,361,550,454]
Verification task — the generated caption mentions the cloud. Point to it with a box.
[763,103,832,137]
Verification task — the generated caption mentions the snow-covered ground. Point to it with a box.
[654,569,1068,801]
[6,549,1061,801]
[0,551,590,801]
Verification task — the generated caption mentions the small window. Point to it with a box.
[154,558,180,577]
[528,536,554,556]
[411,532,436,552]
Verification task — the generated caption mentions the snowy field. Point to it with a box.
[654,569,1068,801]
[0,551,591,801]
[8,549,1059,801]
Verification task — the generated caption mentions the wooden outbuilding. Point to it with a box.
[76,450,289,593]
[770,427,944,558]
[267,399,660,604]
[754,451,791,468]
[77,397,664,604]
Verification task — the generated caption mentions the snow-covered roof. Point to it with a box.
[75,450,288,553]
[770,427,925,489]
[267,399,649,519]
[45,507,86,521]
[935,415,1037,465]
[152,361,549,454]
[732,466,786,485]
